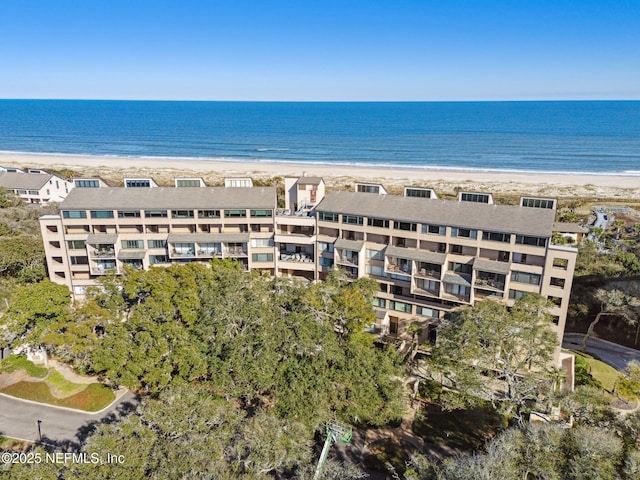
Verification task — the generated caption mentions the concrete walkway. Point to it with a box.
[563,332,640,372]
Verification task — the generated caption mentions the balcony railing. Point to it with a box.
[337,256,358,267]
[387,262,411,274]
[415,268,441,279]
[474,278,505,291]
[172,249,195,257]
[197,249,222,258]
[90,248,115,258]
[226,246,248,256]
[280,253,314,263]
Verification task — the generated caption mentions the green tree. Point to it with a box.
[2,280,71,347]
[0,236,46,282]
[581,288,640,351]
[429,295,558,421]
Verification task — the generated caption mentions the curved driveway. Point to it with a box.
[563,333,640,372]
[0,391,139,449]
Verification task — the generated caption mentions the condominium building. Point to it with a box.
[314,191,577,364]
[40,179,577,366]
[40,186,277,296]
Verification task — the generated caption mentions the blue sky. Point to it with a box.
[1,0,639,100]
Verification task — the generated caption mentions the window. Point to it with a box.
[145,210,168,218]
[372,297,386,308]
[118,210,141,218]
[250,209,273,218]
[28,190,38,195]
[342,215,364,225]
[67,240,86,249]
[172,210,194,218]
[90,210,114,219]
[510,271,541,285]
[357,184,380,193]
[509,289,528,300]
[148,239,166,249]
[513,252,527,264]
[450,244,463,254]
[406,188,431,198]
[482,231,511,243]
[451,227,477,239]
[366,265,386,277]
[448,262,472,274]
[70,256,88,265]
[446,284,468,296]
[550,277,566,288]
[149,255,169,264]
[125,179,151,188]
[438,243,447,253]
[522,198,554,209]
[198,210,220,218]
[251,238,274,248]
[515,235,547,247]
[176,179,201,187]
[418,279,439,292]
[366,249,385,260]
[318,211,339,222]
[74,179,99,188]
[318,242,334,253]
[62,210,87,219]
[224,209,246,218]
[422,224,446,235]
[389,300,412,313]
[393,221,417,232]
[319,257,334,267]
[552,258,569,270]
[548,296,563,307]
[417,306,439,318]
[367,217,389,228]
[122,240,144,249]
[252,253,274,262]
[461,192,490,203]
[389,273,410,282]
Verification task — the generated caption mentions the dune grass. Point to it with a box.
[1,381,115,412]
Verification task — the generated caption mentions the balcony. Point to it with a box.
[89,247,115,259]
[197,248,222,258]
[386,259,411,274]
[415,262,441,280]
[226,245,248,257]
[280,252,314,263]
[474,277,505,292]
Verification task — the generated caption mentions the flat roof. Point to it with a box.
[60,187,276,210]
[316,191,555,236]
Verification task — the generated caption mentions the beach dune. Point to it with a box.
[1,152,639,200]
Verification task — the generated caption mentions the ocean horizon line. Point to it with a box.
[2,98,640,104]
[2,150,640,178]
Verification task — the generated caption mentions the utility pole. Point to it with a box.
[37,419,42,442]
[313,421,352,480]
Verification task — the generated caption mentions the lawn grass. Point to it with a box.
[46,370,85,396]
[571,350,620,392]
[1,381,115,412]
[0,436,31,450]
[0,355,48,378]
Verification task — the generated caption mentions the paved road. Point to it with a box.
[0,391,139,449]
[563,333,640,372]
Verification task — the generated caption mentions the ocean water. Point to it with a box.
[0,100,639,174]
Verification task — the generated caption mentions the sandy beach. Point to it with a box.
[1,152,639,200]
